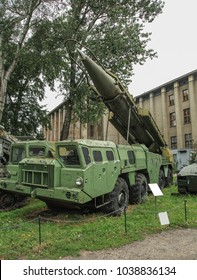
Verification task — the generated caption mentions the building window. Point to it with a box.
[171,136,177,149]
[182,89,189,101]
[183,108,191,124]
[169,94,174,106]
[185,133,192,148]
[170,112,176,127]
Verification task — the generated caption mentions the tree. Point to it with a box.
[36,0,164,139]
[0,0,63,122]
[1,0,165,140]
[1,46,50,136]
[1,15,67,136]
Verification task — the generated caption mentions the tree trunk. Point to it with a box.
[60,98,72,140]
[60,45,77,140]
[0,76,7,122]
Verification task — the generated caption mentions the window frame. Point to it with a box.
[170,136,177,149]
[170,112,176,127]
[185,133,192,148]
[183,108,191,124]
[169,94,175,106]
[182,89,189,102]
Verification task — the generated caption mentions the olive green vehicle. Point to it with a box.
[177,151,197,194]
[0,51,174,214]
[177,164,197,194]
[0,139,166,214]
[0,125,17,173]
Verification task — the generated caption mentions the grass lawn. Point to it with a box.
[0,185,197,259]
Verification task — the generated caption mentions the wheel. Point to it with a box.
[129,173,148,204]
[159,169,165,189]
[103,177,129,215]
[0,193,15,209]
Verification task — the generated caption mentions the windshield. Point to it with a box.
[11,146,26,164]
[58,145,80,166]
[29,146,45,156]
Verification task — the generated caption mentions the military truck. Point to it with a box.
[0,140,56,209]
[177,164,197,194]
[0,138,164,212]
[0,126,26,209]
[177,150,197,194]
[0,125,17,168]
[0,51,174,214]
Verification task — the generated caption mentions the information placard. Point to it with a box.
[148,183,163,196]
[158,212,170,225]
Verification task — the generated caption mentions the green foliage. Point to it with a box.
[72,83,106,124]
[1,0,165,136]
[0,185,197,260]
[1,43,51,136]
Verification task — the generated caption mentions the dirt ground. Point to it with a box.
[64,228,197,260]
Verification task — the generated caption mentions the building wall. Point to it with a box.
[135,70,197,150]
[43,102,127,145]
[44,70,197,150]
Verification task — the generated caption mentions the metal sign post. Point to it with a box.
[148,183,163,218]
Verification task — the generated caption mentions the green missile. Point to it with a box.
[78,49,166,152]
[78,49,121,100]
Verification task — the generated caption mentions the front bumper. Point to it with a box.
[0,180,92,205]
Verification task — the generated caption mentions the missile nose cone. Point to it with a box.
[78,49,119,99]
[77,49,87,60]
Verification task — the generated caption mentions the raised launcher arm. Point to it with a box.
[78,49,170,157]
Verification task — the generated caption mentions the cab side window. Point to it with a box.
[11,146,26,164]
[93,150,103,162]
[106,150,114,161]
[82,146,91,165]
[127,150,135,164]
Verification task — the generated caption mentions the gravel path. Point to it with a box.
[64,228,197,260]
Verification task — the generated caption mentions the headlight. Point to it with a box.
[76,177,83,187]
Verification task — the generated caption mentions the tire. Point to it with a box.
[159,169,165,189]
[0,192,15,209]
[129,173,148,204]
[104,177,129,215]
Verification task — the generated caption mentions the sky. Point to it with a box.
[43,0,197,110]
[130,0,197,96]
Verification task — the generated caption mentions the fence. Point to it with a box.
[0,199,196,247]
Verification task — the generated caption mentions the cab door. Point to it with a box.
[92,149,108,197]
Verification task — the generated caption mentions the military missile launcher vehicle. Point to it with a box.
[0,51,174,214]
[0,140,56,209]
[0,125,17,168]
[0,126,27,209]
